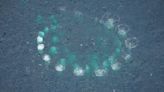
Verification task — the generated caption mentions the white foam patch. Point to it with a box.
[73,67,84,76]
[37,36,43,43]
[42,54,51,62]
[37,44,45,51]
[118,29,127,36]
[124,54,131,61]
[111,62,121,71]
[95,69,107,77]
[104,18,114,29]
[55,64,65,72]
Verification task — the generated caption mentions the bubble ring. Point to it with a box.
[36,9,137,77]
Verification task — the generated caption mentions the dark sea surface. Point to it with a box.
[0,0,164,92]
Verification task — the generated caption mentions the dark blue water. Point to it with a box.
[0,0,164,92]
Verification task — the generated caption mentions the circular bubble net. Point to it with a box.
[36,9,138,77]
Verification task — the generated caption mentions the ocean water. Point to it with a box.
[0,0,164,92]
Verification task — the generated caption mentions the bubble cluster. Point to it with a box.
[55,64,65,72]
[73,67,85,76]
[95,69,107,77]
[36,9,138,77]
[125,37,138,49]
